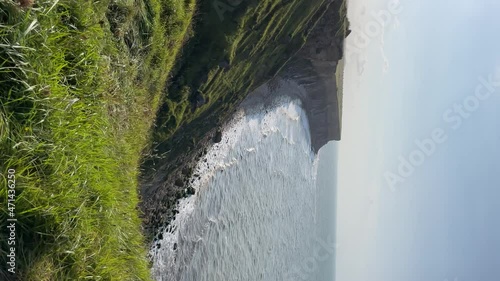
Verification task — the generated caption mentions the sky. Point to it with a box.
[336,1,500,281]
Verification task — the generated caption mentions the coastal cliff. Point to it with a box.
[246,1,345,153]
[140,0,347,239]
[281,57,343,153]
[290,0,346,152]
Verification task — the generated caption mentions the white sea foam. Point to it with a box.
[150,91,326,280]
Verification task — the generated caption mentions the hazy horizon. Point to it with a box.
[337,0,500,280]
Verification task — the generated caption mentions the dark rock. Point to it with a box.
[218,60,231,71]
[195,93,206,107]
[200,73,209,84]
[157,243,161,249]
[173,243,178,251]
[174,178,185,187]
[190,91,207,112]
[175,190,184,199]
[186,187,196,195]
[182,167,192,176]
[214,130,223,143]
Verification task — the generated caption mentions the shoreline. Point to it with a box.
[240,74,341,155]
[149,88,314,276]
[140,0,346,243]
[148,74,343,279]
[145,62,343,247]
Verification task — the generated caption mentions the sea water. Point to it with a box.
[150,95,337,281]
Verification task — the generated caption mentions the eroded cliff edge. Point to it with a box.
[140,0,347,238]
[285,0,345,152]
[246,2,345,153]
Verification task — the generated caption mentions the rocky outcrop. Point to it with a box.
[213,130,222,143]
[281,59,342,153]
[246,1,344,153]
[287,1,344,153]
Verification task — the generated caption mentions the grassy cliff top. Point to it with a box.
[0,0,194,279]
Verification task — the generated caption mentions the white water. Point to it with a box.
[150,95,337,281]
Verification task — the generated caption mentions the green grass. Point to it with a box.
[1,0,347,278]
[336,0,349,37]
[0,0,195,279]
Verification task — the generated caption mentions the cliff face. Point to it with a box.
[281,1,345,153]
[140,0,346,238]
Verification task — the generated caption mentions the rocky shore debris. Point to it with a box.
[214,130,223,143]
[182,167,192,176]
[174,178,185,187]
[186,186,196,195]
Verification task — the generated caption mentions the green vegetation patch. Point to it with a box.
[0,0,195,279]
